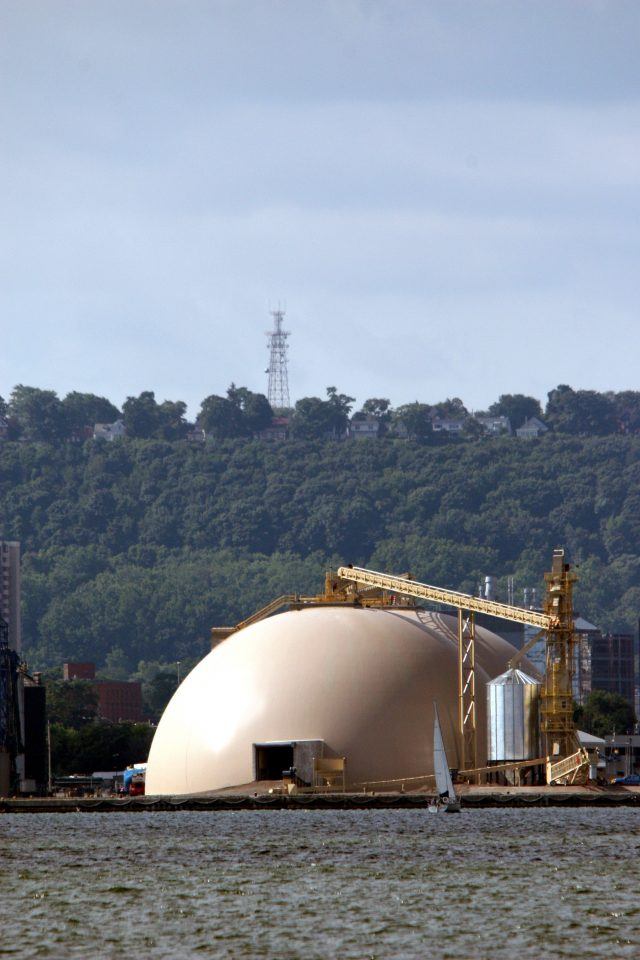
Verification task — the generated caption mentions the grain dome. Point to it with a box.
[146,606,526,795]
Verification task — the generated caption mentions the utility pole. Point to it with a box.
[47,720,52,795]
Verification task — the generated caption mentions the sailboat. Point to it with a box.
[432,703,461,813]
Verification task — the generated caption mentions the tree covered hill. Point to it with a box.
[1,434,639,672]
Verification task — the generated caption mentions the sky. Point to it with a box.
[1,0,639,418]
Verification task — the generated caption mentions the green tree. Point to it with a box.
[132,657,208,720]
[431,397,468,420]
[574,690,635,737]
[50,720,154,776]
[142,671,179,721]
[290,397,334,439]
[62,392,121,435]
[198,385,273,439]
[488,394,542,429]
[157,400,189,440]
[100,646,131,680]
[226,384,273,434]
[122,391,160,439]
[462,417,485,439]
[612,391,640,434]
[45,680,98,729]
[358,398,392,433]
[9,385,66,440]
[393,403,433,440]
[361,398,390,418]
[546,386,617,436]
[326,387,355,433]
[198,394,245,438]
[120,392,187,440]
[291,388,353,439]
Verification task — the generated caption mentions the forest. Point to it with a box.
[1,429,639,680]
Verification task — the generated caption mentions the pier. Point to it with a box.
[3,785,640,812]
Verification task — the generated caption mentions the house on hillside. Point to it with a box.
[431,418,466,435]
[348,415,380,439]
[94,419,126,441]
[475,415,512,436]
[257,416,290,441]
[516,417,548,439]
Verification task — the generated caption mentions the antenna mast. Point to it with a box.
[266,309,290,410]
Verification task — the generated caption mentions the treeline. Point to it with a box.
[3,383,640,442]
[45,678,171,774]
[51,722,154,777]
[1,433,640,676]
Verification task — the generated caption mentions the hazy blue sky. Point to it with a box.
[2,1,639,417]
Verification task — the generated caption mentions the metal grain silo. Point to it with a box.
[487,668,540,762]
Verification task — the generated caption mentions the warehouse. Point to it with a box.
[146,604,529,795]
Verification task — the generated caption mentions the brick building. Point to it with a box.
[63,662,96,681]
[62,662,143,722]
[95,681,143,723]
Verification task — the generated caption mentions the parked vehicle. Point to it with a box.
[123,763,147,795]
[613,774,640,785]
[129,774,146,796]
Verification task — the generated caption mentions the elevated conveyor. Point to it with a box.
[211,551,585,784]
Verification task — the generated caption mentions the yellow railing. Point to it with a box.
[546,749,589,784]
[337,566,552,629]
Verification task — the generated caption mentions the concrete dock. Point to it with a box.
[2,784,640,812]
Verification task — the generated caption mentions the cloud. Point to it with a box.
[1,1,639,413]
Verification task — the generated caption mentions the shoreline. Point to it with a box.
[3,785,640,812]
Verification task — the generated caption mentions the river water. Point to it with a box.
[1,808,639,959]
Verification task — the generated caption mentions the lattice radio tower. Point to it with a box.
[266,308,290,409]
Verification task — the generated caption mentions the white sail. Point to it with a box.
[433,703,456,800]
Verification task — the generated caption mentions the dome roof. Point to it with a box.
[146,605,528,795]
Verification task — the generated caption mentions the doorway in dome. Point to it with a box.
[254,743,294,781]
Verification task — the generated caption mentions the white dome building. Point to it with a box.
[146,606,528,795]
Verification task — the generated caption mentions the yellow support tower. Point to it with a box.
[540,548,580,762]
[335,565,552,781]
[336,556,587,784]
[457,610,477,774]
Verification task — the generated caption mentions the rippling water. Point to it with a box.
[1,809,639,959]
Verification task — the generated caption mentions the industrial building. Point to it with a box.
[61,662,143,723]
[603,734,640,781]
[0,540,21,653]
[148,552,585,796]
[476,574,637,713]
[591,633,635,706]
[146,606,530,795]
[1,541,47,796]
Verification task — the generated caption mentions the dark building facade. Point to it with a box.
[591,633,635,708]
[0,541,21,653]
[23,683,47,788]
[96,681,143,723]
